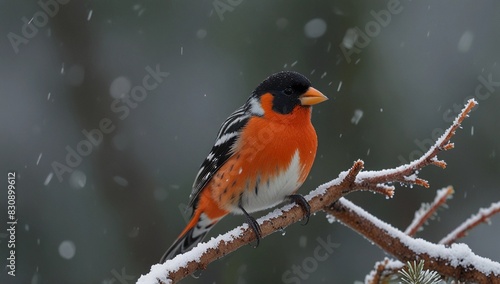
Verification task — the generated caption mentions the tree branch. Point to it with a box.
[365,258,403,284]
[366,186,454,283]
[137,99,482,284]
[405,186,454,236]
[326,198,500,283]
[440,201,500,245]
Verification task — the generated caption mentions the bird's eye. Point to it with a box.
[284,88,293,95]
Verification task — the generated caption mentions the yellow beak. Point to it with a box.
[299,87,328,106]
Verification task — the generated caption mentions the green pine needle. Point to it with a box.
[398,260,442,284]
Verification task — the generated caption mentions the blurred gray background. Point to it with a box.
[1,0,499,283]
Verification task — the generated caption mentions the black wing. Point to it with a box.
[188,103,251,208]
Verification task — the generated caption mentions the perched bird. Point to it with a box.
[160,71,328,263]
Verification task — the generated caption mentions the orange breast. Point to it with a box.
[207,94,318,213]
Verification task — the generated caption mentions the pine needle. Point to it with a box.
[398,260,442,284]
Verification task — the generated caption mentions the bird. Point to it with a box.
[160,71,328,263]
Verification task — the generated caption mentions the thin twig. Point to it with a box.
[366,258,392,284]
[365,258,405,284]
[440,201,500,245]
[352,99,477,191]
[405,186,454,236]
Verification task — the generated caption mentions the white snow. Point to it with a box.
[133,4,146,16]
[357,164,411,183]
[59,240,76,260]
[458,30,474,53]
[36,153,42,165]
[326,214,336,224]
[356,100,478,186]
[364,258,403,283]
[136,226,247,284]
[87,10,93,21]
[69,170,87,189]
[113,176,129,187]
[337,81,342,92]
[405,187,452,235]
[169,184,180,190]
[109,76,131,99]
[439,201,500,245]
[406,205,428,234]
[44,172,53,186]
[384,258,404,270]
[351,109,363,125]
[337,198,500,276]
[304,18,327,38]
[341,28,358,49]
[196,29,207,39]
[305,170,348,202]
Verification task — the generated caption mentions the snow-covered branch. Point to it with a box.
[405,186,454,236]
[365,186,455,283]
[440,201,500,245]
[137,99,485,284]
[327,198,500,283]
[365,258,403,284]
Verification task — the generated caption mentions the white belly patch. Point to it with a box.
[236,150,303,214]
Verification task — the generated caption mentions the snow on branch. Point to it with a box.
[137,99,480,284]
[365,186,454,283]
[365,258,403,284]
[364,196,500,283]
[405,186,454,236]
[352,99,478,190]
[327,198,500,283]
[439,201,500,245]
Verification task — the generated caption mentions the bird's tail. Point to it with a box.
[160,209,219,263]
